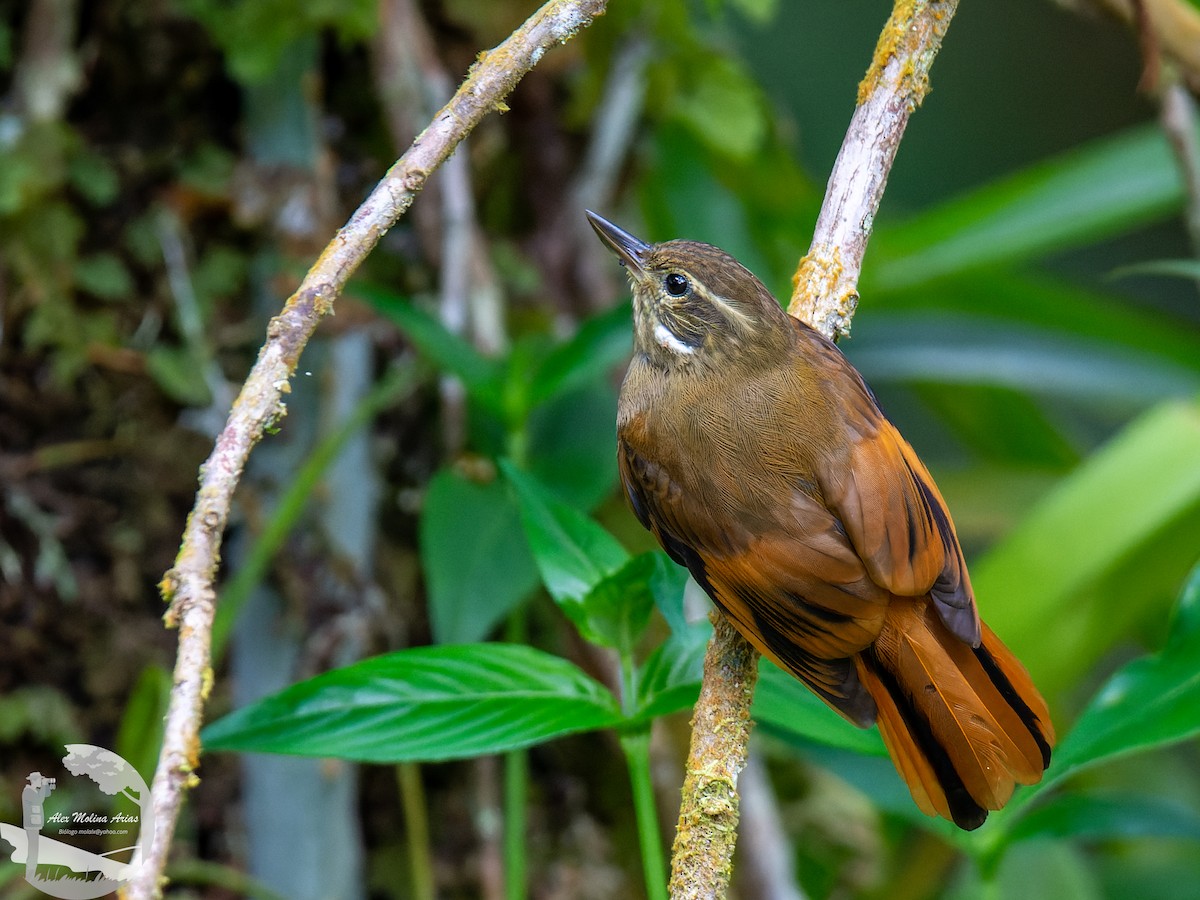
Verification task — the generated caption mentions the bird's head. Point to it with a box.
[586,211,791,371]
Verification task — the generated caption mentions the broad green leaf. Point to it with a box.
[911,383,1079,468]
[977,401,1200,700]
[114,665,170,789]
[527,380,619,510]
[502,461,629,606]
[869,273,1200,378]
[1007,793,1200,844]
[632,620,709,723]
[525,302,632,410]
[846,313,1199,406]
[573,552,660,650]
[202,644,623,761]
[647,553,690,636]
[420,467,539,644]
[355,282,503,412]
[871,124,1183,290]
[948,839,1103,900]
[1036,564,1200,790]
[753,662,887,757]
[671,56,766,161]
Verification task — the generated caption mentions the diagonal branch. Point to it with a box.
[668,3,960,898]
[126,2,609,897]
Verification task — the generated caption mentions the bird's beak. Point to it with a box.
[586,210,650,277]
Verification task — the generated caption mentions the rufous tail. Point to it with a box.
[855,598,1055,830]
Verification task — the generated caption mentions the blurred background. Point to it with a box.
[2,0,1200,897]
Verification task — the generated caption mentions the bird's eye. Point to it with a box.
[664,273,689,296]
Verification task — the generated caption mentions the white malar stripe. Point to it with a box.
[654,321,695,355]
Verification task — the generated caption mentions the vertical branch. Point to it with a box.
[1159,81,1200,261]
[668,3,960,898]
[127,3,609,897]
[790,0,960,341]
[669,614,759,900]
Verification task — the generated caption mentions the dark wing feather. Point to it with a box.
[795,322,981,646]
[618,437,885,725]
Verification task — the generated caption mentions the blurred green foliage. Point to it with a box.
[7,0,1200,896]
[206,0,1200,890]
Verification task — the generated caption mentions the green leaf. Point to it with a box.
[202,644,623,761]
[67,150,120,207]
[527,380,619,510]
[420,467,539,644]
[911,383,1079,468]
[670,56,767,161]
[728,0,779,25]
[1037,564,1200,790]
[1111,258,1200,281]
[146,345,213,406]
[74,252,134,301]
[632,621,710,722]
[1007,793,1200,844]
[847,313,1199,406]
[647,553,690,636]
[573,552,660,650]
[355,282,503,413]
[502,461,629,606]
[753,662,888,757]
[978,401,1200,700]
[871,124,1183,290]
[949,839,1103,900]
[114,665,170,788]
[871,273,1200,379]
[526,302,632,410]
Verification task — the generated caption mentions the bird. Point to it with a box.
[586,210,1055,830]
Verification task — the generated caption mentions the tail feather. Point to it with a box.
[856,598,1054,830]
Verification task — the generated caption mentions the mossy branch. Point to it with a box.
[667,3,960,898]
[125,2,609,897]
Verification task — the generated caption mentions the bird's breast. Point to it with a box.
[618,358,830,521]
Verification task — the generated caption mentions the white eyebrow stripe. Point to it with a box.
[705,290,753,328]
[654,322,696,355]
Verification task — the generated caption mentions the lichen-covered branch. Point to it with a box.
[790,0,960,340]
[668,614,759,900]
[125,2,609,897]
[668,3,960,898]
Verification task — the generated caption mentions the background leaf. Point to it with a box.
[975,402,1200,700]
[1007,794,1200,844]
[1032,564,1200,791]
[502,461,629,605]
[633,621,710,722]
[870,124,1182,290]
[356,282,503,412]
[753,663,888,757]
[203,644,623,761]
[420,467,539,644]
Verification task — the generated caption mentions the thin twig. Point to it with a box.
[668,4,960,898]
[1159,80,1200,262]
[569,35,651,307]
[1065,0,1200,93]
[127,3,609,897]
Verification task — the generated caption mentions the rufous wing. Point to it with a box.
[817,383,981,645]
[618,437,888,725]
